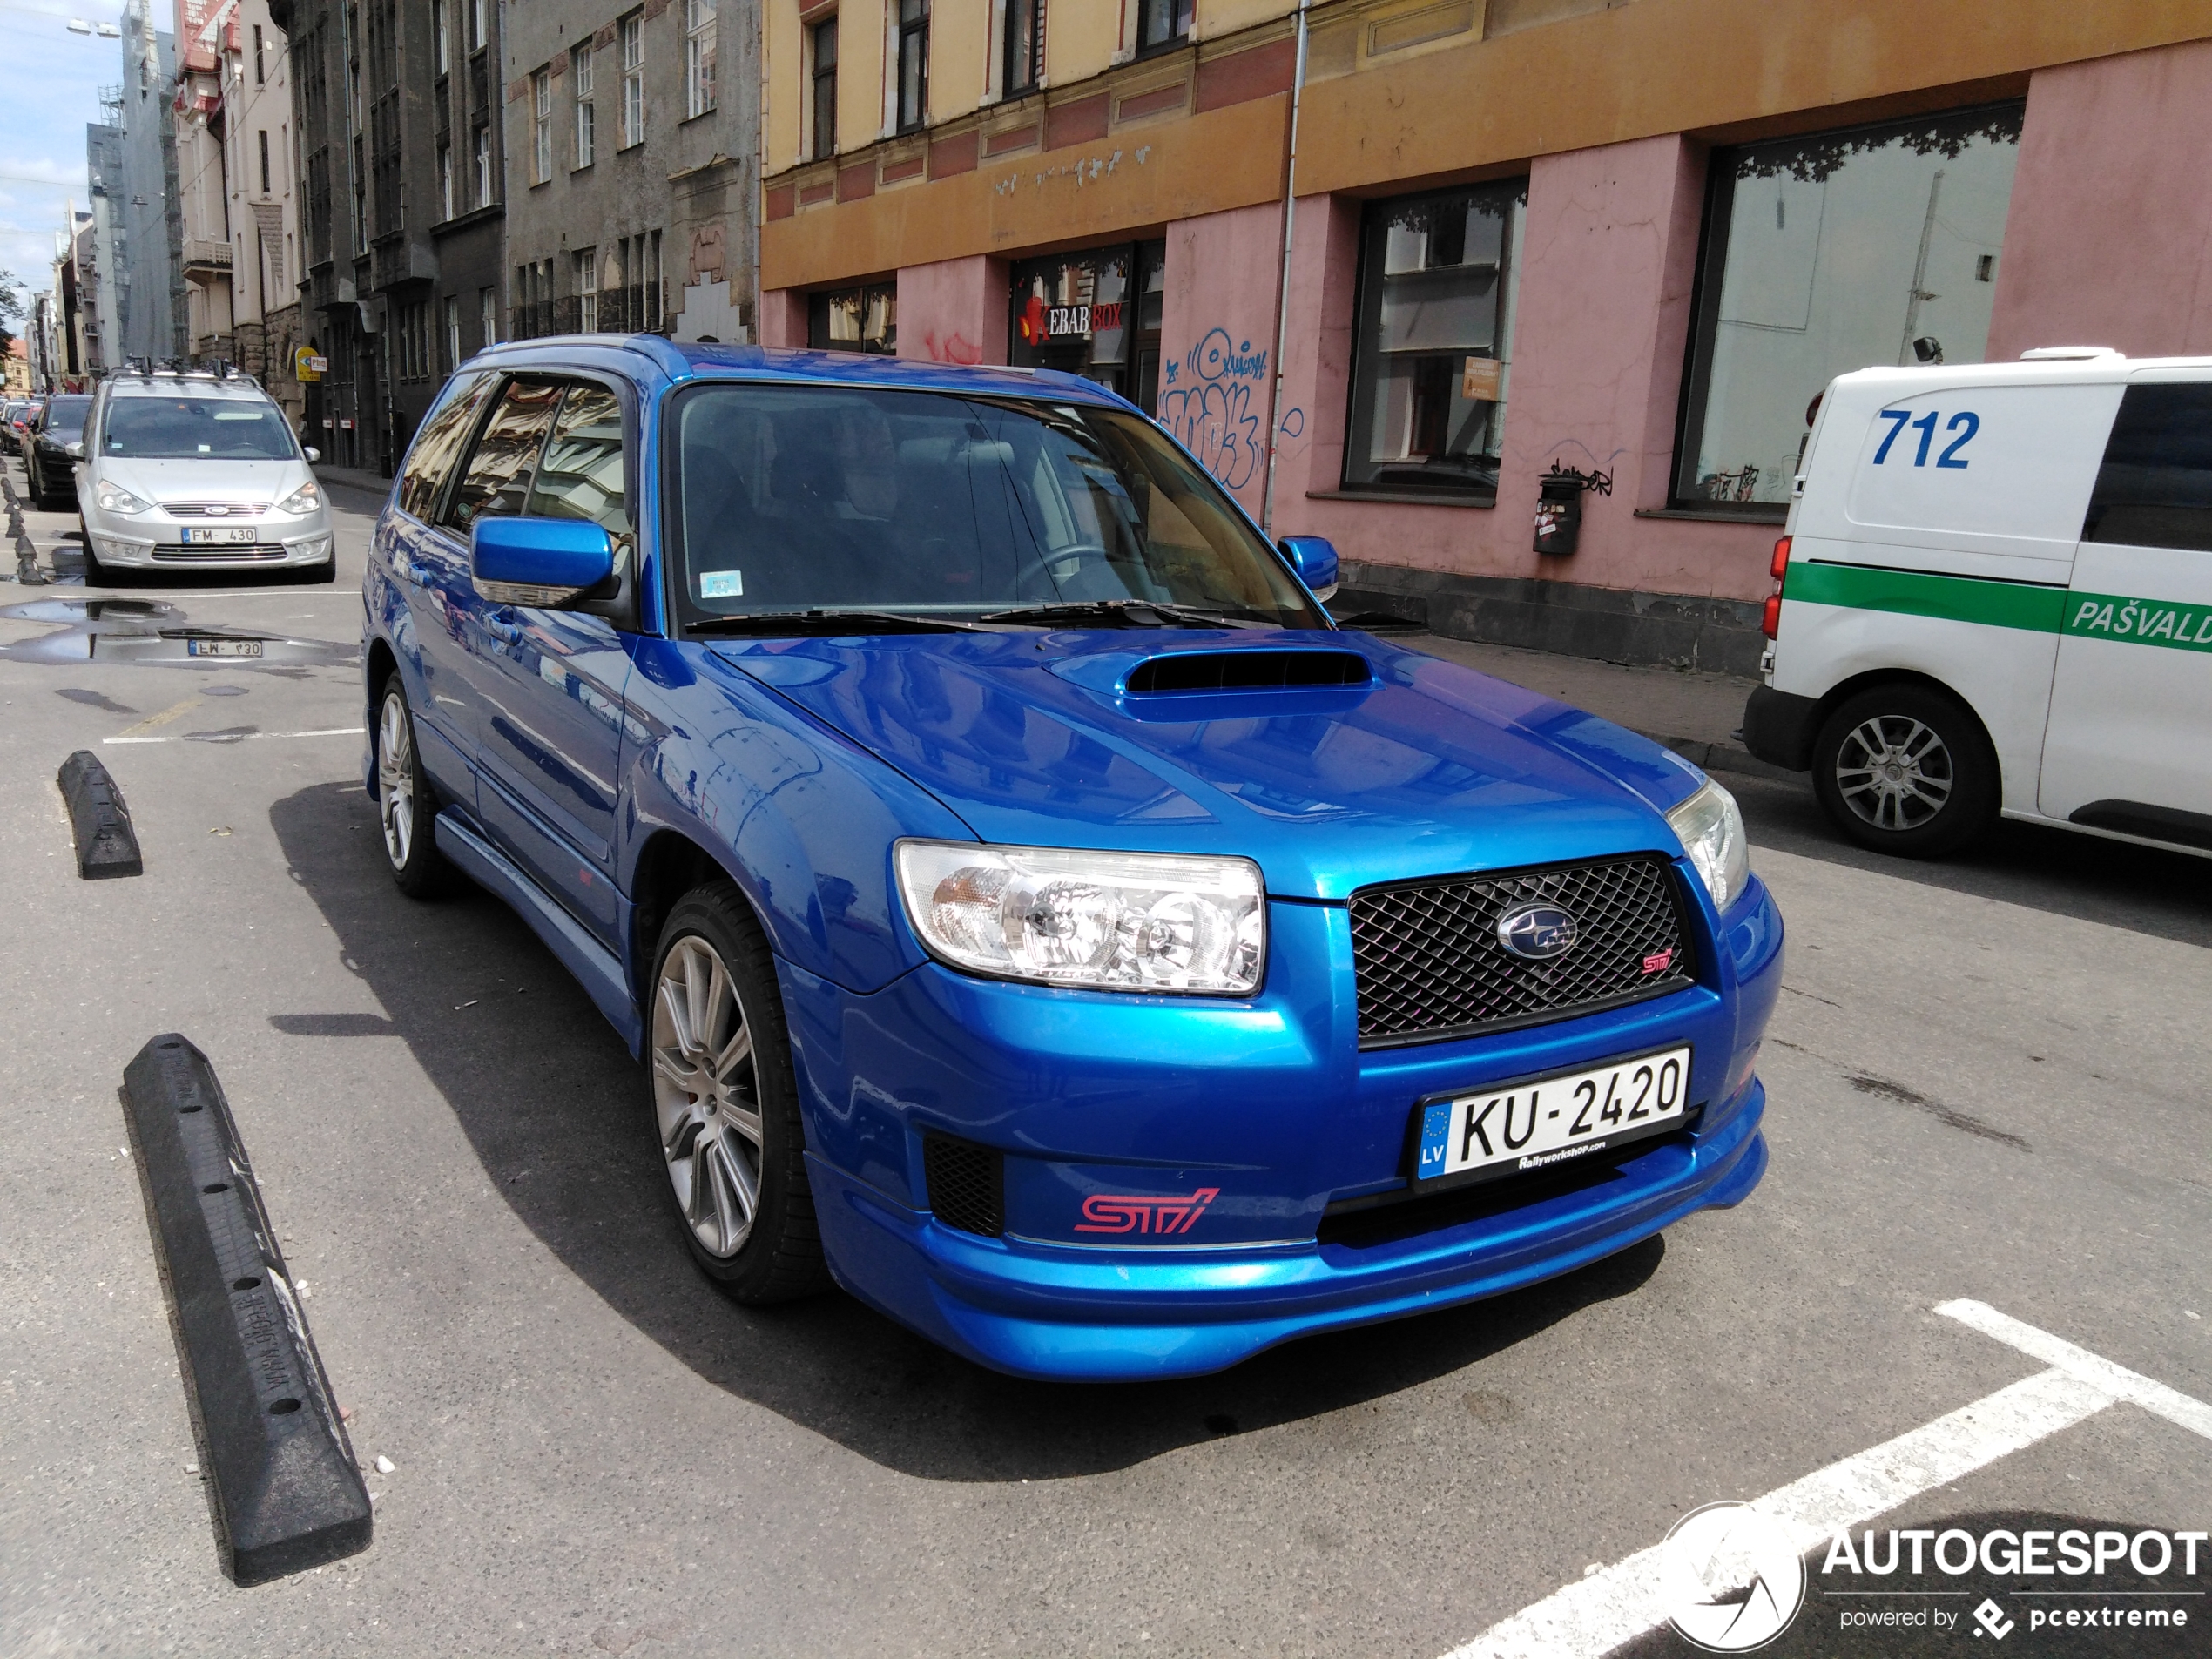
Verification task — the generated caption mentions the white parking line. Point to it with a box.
[1443,1302,2212,1659]
[105,726,364,746]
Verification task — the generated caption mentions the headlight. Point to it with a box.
[95,480,150,515]
[894,840,1265,994]
[1666,779,1750,913]
[274,481,322,516]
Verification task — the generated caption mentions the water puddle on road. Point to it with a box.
[0,596,356,670]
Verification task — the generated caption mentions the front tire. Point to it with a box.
[648,885,826,1303]
[1811,683,1999,858]
[375,674,454,897]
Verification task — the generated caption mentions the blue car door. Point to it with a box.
[460,377,636,948]
[385,371,496,800]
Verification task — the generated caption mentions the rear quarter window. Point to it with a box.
[1840,383,2121,549]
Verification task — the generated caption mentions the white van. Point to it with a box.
[1742,348,2212,860]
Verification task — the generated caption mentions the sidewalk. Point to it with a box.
[1399,631,1795,784]
[313,462,395,506]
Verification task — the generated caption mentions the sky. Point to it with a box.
[0,0,130,297]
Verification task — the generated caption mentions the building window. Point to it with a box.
[439,142,453,219]
[258,129,271,196]
[1341,179,1527,500]
[469,0,485,51]
[532,67,553,183]
[253,23,265,83]
[1008,241,1164,411]
[620,13,644,147]
[433,0,448,74]
[572,43,595,167]
[685,0,716,118]
[809,17,837,161]
[445,295,462,368]
[1004,0,1042,96]
[481,286,498,347]
[575,247,599,331]
[475,125,492,206]
[1136,0,1192,51]
[895,0,928,132]
[1676,101,2024,512]
[808,282,895,354]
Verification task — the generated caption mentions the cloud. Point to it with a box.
[0,0,128,279]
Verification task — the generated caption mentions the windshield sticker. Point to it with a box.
[698,570,743,599]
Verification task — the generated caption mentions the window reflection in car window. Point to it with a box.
[525,383,630,536]
[672,384,1317,624]
[102,399,298,460]
[446,378,563,532]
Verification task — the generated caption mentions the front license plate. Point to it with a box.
[1415,1046,1692,1185]
[182,525,259,545]
[185,637,263,658]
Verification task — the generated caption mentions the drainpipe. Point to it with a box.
[1258,0,1311,537]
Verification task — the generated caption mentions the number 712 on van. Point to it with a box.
[1872,408,1979,468]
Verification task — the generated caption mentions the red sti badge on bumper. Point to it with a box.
[1074,1187,1221,1237]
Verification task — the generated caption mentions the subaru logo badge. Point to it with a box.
[1496,902,1579,961]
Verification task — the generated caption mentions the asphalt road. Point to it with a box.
[0,458,2205,1658]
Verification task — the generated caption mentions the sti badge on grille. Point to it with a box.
[1495,902,1579,961]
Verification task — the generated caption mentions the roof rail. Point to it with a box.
[2020,347,2125,361]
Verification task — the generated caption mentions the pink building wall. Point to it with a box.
[1270,138,1771,603]
[1989,40,2212,361]
[897,255,1009,366]
[1158,200,1286,519]
[758,288,807,349]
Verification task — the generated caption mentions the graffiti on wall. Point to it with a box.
[920,329,984,365]
[1161,328,1270,493]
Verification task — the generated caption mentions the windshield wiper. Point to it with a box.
[976,599,1273,630]
[686,609,997,637]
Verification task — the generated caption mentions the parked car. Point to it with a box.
[0,399,24,455]
[24,393,91,509]
[1744,347,2212,860]
[365,338,1782,1382]
[76,367,332,583]
[7,397,44,457]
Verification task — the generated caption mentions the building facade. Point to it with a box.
[756,0,2212,671]
[84,124,128,375]
[277,0,507,473]
[116,0,188,366]
[502,0,759,347]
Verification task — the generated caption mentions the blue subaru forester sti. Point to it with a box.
[363,337,1780,1381]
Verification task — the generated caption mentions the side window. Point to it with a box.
[444,378,564,533]
[397,371,493,521]
[2083,382,2212,553]
[523,382,631,537]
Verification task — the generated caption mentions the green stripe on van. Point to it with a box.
[1784,562,2069,632]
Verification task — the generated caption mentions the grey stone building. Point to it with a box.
[275,0,508,473]
[502,0,756,344]
[114,0,187,366]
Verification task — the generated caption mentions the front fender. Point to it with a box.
[618,637,973,994]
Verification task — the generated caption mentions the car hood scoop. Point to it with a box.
[711,631,1701,900]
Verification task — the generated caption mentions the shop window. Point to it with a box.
[896,0,929,133]
[1008,241,1165,414]
[1004,0,1042,97]
[1342,179,1526,500]
[809,283,896,354]
[1676,102,2023,515]
[1136,0,1192,52]
[810,17,837,160]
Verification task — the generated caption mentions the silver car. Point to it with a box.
[78,369,334,583]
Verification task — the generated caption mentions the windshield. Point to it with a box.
[671,384,1323,629]
[43,396,91,435]
[102,397,299,461]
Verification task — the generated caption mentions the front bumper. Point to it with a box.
[784,868,1784,1381]
[83,501,333,572]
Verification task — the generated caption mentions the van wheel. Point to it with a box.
[1811,685,1999,858]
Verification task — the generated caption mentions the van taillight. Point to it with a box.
[1770,536,1792,582]
[1762,593,1783,638]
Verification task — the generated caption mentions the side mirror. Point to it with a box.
[1278,535,1339,604]
[66,440,84,457]
[303,445,320,463]
[470,516,617,609]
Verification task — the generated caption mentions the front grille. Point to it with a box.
[1349,854,1693,1046]
[923,1134,1004,1238]
[152,544,284,561]
[162,502,268,517]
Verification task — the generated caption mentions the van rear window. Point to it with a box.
[2083,382,2212,553]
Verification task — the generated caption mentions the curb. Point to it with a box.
[119,1035,372,1585]
[57,750,145,878]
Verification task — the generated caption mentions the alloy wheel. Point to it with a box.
[651,935,764,1259]
[377,691,415,869]
[1832,714,1954,832]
